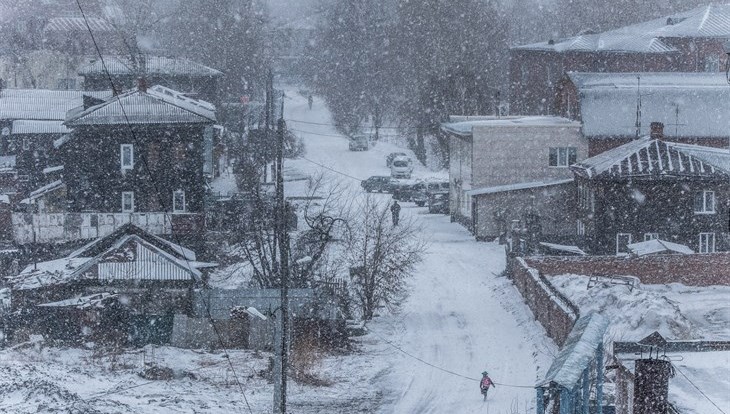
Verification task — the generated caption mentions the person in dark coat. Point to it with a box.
[390,201,401,226]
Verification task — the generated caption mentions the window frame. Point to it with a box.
[549,147,577,167]
[121,191,135,213]
[644,233,659,241]
[121,144,134,170]
[699,232,716,253]
[172,190,186,213]
[616,233,632,256]
[694,190,715,214]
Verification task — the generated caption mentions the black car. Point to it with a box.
[392,182,425,202]
[413,181,449,206]
[427,190,449,214]
[361,176,397,193]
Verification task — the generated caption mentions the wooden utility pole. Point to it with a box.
[273,91,290,414]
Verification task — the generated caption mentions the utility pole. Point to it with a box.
[273,90,290,414]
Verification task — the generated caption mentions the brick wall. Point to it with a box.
[506,255,578,346]
[525,254,730,286]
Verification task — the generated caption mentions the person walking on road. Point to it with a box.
[390,201,401,226]
[480,371,495,401]
[308,94,313,110]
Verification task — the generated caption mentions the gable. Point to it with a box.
[96,237,198,281]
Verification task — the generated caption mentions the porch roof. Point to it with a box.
[571,137,730,180]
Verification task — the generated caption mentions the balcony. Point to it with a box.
[11,212,203,244]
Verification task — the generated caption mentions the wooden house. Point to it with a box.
[5,224,217,345]
[79,56,223,104]
[571,123,730,255]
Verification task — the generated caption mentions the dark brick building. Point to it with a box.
[510,4,730,115]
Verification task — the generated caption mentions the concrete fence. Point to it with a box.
[506,255,579,346]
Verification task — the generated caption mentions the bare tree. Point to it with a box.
[345,196,426,320]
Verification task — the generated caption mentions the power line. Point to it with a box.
[674,365,727,414]
[288,127,349,138]
[298,156,364,182]
[368,329,535,389]
[287,118,416,130]
[73,3,253,413]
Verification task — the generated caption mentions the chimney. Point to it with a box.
[650,122,664,140]
[137,77,147,93]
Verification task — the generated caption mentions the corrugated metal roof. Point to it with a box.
[514,3,730,53]
[572,137,730,179]
[44,16,114,32]
[79,55,223,77]
[65,85,216,126]
[570,73,730,139]
[0,89,110,121]
[441,116,579,136]
[11,120,70,134]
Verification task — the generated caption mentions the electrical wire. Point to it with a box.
[299,156,364,182]
[73,2,253,412]
[287,118,416,130]
[369,329,535,389]
[674,365,727,414]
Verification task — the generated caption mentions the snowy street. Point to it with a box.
[284,90,555,413]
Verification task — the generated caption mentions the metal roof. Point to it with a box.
[514,3,730,53]
[65,85,216,126]
[11,120,70,135]
[441,116,579,136]
[44,16,114,32]
[0,89,110,121]
[569,73,730,139]
[571,137,730,179]
[79,55,223,77]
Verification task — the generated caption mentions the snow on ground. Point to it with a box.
[0,88,553,413]
[549,274,730,342]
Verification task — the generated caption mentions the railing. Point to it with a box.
[11,212,203,244]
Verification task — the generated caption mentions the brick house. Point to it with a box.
[571,123,730,255]
[510,4,730,115]
[442,116,588,241]
[557,72,730,156]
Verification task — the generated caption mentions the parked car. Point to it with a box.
[386,152,407,167]
[390,156,413,179]
[427,190,449,214]
[413,181,449,206]
[392,181,424,202]
[349,134,371,151]
[361,176,397,193]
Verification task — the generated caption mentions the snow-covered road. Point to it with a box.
[284,89,555,413]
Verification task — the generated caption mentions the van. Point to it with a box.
[348,134,370,151]
[390,156,413,179]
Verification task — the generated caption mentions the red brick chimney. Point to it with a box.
[650,122,664,140]
[137,77,147,93]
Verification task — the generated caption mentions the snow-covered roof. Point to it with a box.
[7,258,95,290]
[627,239,694,256]
[44,16,114,33]
[514,4,730,53]
[466,179,574,197]
[65,85,216,126]
[79,56,222,77]
[570,72,730,139]
[38,292,117,309]
[539,242,587,256]
[538,312,609,388]
[0,155,15,169]
[0,89,110,121]
[441,116,579,136]
[42,165,64,174]
[11,120,70,135]
[572,137,730,180]
[20,180,64,204]
[0,194,10,204]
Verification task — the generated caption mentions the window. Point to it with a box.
[121,144,134,170]
[694,191,715,214]
[577,220,585,236]
[704,55,720,72]
[699,233,715,253]
[644,233,659,241]
[22,138,30,150]
[173,190,186,213]
[122,191,135,212]
[549,147,577,167]
[616,233,632,256]
[578,185,595,213]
